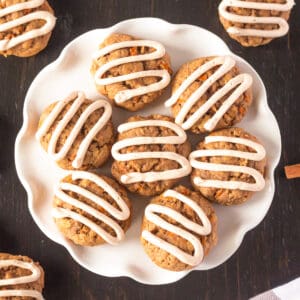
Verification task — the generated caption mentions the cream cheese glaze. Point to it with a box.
[142,189,211,266]
[190,135,266,191]
[165,56,252,132]
[0,259,44,299]
[219,0,295,38]
[93,40,171,103]
[0,0,56,51]
[52,171,131,245]
[36,91,112,169]
[111,119,191,184]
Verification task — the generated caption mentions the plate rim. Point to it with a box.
[14,17,282,285]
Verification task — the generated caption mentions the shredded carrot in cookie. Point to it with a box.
[198,74,208,81]
[239,107,246,115]
[130,47,138,56]
[160,61,172,74]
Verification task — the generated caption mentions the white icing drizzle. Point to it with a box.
[218,0,295,38]
[165,56,253,131]
[111,119,192,184]
[0,290,44,299]
[0,259,44,300]
[142,189,211,266]
[52,171,130,245]
[189,135,266,191]
[0,0,56,51]
[36,91,112,169]
[93,40,171,103]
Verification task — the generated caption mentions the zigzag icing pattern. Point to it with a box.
[0,0,56,51]
[36,91,112,169]
[111,119,191,184]
[0,259,44,299]
[142,189,211,266]
[219,0,295,38]
[165,56,252,131]
[93,39,171,103]
[52,171,131,245]
[189,135,266,191]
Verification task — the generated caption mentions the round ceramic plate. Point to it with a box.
[15,18,281,285]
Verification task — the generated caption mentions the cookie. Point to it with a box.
[52,171,132,246]
[165,56,253,134]
[218,0,295,47]
[90,33,172,111]
[0,253,44,299]
[0,0,56,57]
[190,127,267,205]
[36,91,114,170]
[141,186,218,271]
[111,115,191,196]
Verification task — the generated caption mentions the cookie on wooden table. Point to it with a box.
[111,115,191,196]
[52,171,132,246]
[0,0,56,57]
[141,186,218,271]
[165,56,253,134]
[36,91,114,170]
[91,33,172,111]
[218,0,295,47]
[190,127,267,205]
[0,253,44,299]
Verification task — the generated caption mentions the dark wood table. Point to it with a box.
[0,1,299,299]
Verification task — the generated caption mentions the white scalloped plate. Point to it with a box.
[15,18,281,285]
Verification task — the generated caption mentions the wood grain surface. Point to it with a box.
[0,1,299,299]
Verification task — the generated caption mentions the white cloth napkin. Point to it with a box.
[250,277,300,300]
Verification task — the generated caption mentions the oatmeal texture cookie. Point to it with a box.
[0,253,44,299]
[218,0,295,47]
[53,171,132,246]
[141,185,218,271]
[36,91,114,170]
[0,0,56,57]
[190,127,267,205]
[167,56,252,134]
[111,114,191,196]
[91,33,172,111]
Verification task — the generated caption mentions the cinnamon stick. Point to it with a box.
[284,164,300,179]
